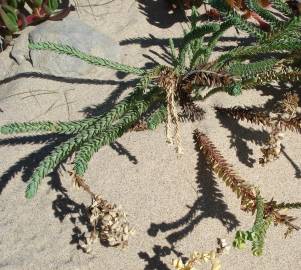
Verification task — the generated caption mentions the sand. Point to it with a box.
[0,1,301,269]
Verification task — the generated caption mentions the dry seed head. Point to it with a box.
[278,92,299,115]
[82,195,132,252]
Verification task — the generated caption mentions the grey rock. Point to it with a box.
[28,16,121,77]
[10,28,32,65]
[0,49,15,80]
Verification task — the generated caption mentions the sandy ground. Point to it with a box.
[0,1,301,269]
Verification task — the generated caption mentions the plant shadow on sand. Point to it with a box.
[139,83,301,269]
[216,82,301,175]
[0,133,89,250]
[50,170,92,251]
[137,0,186,29]
[140,144,240,270]
[119,34,255,68]
[0,73,141,249]
[148,145,240,243]
[215,110,268,168]
[139,245,184,270]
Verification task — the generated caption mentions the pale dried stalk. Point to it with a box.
[260,92,299,165]
[70,171,95,196]
[157,67,183,154]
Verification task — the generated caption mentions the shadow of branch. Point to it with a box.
[148,145,240,245]
[0,134,69,194]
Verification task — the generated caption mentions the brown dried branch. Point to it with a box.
[193,129,257,213]
[69,171,95,197]
[215,106,271,126]
[180,101,205,122]
[193,130,300,234]
[264,199,300,237]
[282,116,301,133]
[215,106,301,133]
[180,66,236,93]
[214,98,301,133]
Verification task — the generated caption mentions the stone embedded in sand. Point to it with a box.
[28,16,121,77]
[10,27,32,65]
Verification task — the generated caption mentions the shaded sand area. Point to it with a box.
[0,1,301,269]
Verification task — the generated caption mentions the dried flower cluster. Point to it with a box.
[82,195,131,252]
[172,238,230,270]
[70,173,132,253]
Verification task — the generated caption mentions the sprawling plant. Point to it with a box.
[206,0,301,30]
[1,1,301,258]
[0,0,73,47]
